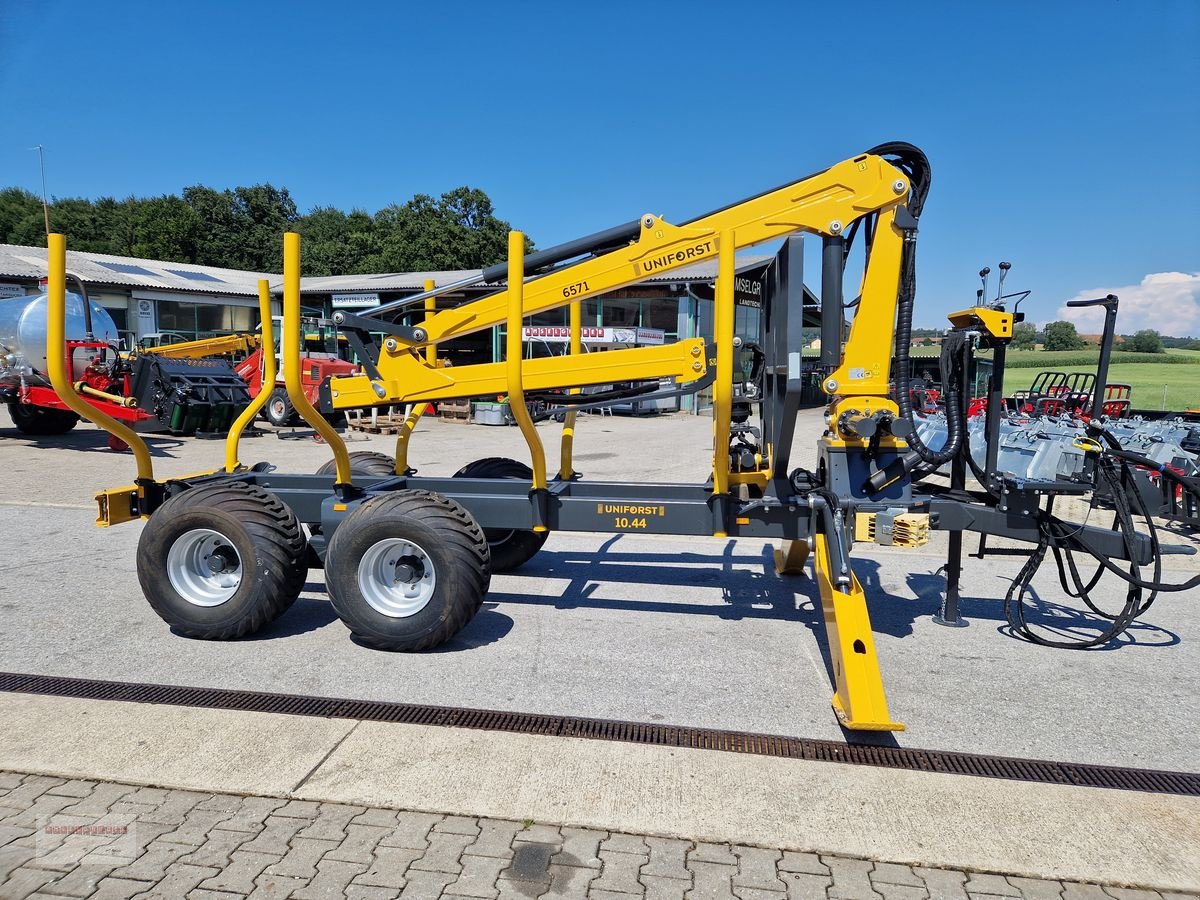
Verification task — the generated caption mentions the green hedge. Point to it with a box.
[985,351,1200,368]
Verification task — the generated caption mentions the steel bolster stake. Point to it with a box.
[507,231,549,532]
[225,280,276,473]
[282,232,355,494]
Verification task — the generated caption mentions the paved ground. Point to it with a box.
[2,770,1194,900]
[0,409,1198,771]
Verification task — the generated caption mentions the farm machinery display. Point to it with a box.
[46,143,1200,732]
[0,278,251,439]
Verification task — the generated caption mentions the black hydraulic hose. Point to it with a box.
[858,144,962,494]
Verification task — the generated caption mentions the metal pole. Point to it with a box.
[30,145,50,236]
[935,338,973,628]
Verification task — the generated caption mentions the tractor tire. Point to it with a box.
[325,490,490,651]
[315,451,397,478]
[136,482,309,640]
[264,387,296,427]
[453,457,548,572]
[309,451,401,542]
[8,403,79,436]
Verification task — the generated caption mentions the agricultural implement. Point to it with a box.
[1,277,250,439]
[47,143,1200,731]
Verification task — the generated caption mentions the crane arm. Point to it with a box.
[328,148,917,409]
[140,333,260,359]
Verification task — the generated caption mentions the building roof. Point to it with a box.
[0,244,273,297]
[0,244,775,298]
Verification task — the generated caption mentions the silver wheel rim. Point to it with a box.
[166,528,243,607]
[270,398,286,420]
[358,538,436,618]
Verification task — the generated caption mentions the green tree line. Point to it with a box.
[0,184,530,276]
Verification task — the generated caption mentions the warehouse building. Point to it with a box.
[0,244,277,350]
[0,244,809,367]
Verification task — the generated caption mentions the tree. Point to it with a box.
[1126,329,1164,354]
[1043,320,1085,351]
[1011,321,1037,349]
[373,187,529,273]
[0,181,530,276]
[0,188,44,243]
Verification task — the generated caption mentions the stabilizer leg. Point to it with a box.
[813,534,904,731]
[774,539,810,575]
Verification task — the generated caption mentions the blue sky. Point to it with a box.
[2,0,1198,333]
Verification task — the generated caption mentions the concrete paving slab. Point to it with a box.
[0,693,355,796]
[0,694,1196,892]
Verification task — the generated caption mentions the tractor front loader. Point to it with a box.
[47,143,1199,732]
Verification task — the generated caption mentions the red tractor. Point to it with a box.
[235,316,358,426]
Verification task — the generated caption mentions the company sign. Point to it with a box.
[0,283,25,299]
[521,326,666,345]
[331,292,380,309]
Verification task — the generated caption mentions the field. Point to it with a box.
[1000,349,1200,412]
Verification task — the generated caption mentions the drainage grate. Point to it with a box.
[2,671,1196,797]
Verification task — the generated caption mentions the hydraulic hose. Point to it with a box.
[859,144,962,494]
[1002,425,1200,648]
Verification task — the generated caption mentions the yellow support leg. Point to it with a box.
[813,533,904,731]
[774,539,810,575]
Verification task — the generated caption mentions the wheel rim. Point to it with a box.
[166,528,243,607]
[358,538,436,618]
[269,398,286,420]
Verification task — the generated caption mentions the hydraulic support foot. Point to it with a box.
[774,539,810,575]
[813,534,904,732]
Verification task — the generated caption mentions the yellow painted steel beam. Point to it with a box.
[142,332,259,359]
[225,280,276,472]
[711,228,735,519]
[558,300,582,481]
[813,533,904,731]
[327,338,706,408]
[282,233,352,487]
[404,154,908,348]
[332,151,910,415]
[505,232,548,508]
[824,206,905,400]
[44,233,156,490]
[393,279,439,474]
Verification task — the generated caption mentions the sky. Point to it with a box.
[2,0,1198,334]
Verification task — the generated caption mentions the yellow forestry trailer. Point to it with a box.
[45,143,1200,732]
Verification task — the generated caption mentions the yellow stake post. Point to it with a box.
[282,232,353,487]
[505,231,548,521]
[395,279,438,474]
[558,299,582,480]
[45,233,155,485]
[225,280,276,472]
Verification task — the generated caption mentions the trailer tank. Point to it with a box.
[0,291,119,386]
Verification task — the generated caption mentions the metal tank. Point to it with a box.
[0,291,120,386]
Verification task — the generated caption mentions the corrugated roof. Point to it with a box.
[0,244,273,297]
[299,270,484,293]
[0,245,775,298]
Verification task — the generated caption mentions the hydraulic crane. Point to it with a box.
[46,143,1195,732]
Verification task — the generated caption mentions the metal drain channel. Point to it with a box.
[2,671,1196,797]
